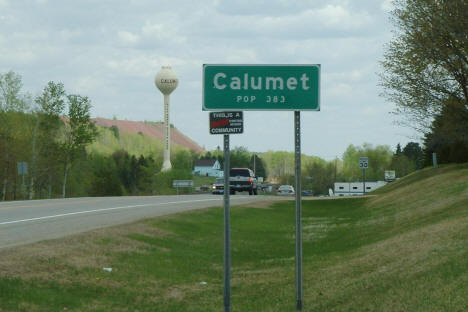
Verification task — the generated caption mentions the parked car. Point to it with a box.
[301,190,313,196]
[277,185,295,196]
[229,168,258,195]
[212,178,224,195]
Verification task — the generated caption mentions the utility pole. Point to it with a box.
[334,156,337,183]
[253,153,256,176]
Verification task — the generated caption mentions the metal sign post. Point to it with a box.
[203,64,321,311]
[223,134,231,312]
[359,157,368,194]
[363,168,366,194]
[208,112,242,312]
[17,162,28,200]
[294,111,303,310]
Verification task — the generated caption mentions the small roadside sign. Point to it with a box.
[172,180,194,187]
[359,157,369,169]
[209,111,243,135]
[17,162,28,175]
[384,170,396,181]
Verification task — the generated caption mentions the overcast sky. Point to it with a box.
[0,0,419,160]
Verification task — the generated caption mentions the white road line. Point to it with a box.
[0,197,249,226]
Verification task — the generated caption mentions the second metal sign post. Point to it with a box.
[209,111,244,312]
[204,64,321,311]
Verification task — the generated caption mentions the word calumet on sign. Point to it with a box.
[212,73,312,91]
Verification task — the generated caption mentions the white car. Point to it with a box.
[277,185,295,196]
[212,178,224,195]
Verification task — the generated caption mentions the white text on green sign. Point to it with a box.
[203,64,320,111]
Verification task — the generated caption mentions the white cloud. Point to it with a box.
[106,54,188,78]
[363,105,379,116]
[0,0,419,159]
[141,21,186,44]
[117,31,140,45]
[318,5,358,27]
[381,0,393,12]
[58,29,83,41]
[225,48,258,63]
[327,82,353,97]
[74,75,106,94]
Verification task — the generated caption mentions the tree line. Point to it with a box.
[0,71,210,199]
[0,72,96,200]
[380,0,467,164]
[0,67,427,200]
[197,142,424,195]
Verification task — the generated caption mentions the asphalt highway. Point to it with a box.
[0,194,286,249]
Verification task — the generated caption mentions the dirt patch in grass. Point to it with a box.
[163,282,214,301]
[0,219,170,282]
[235,200,278,209]
[234,266,289,286]
[165,286,186,300]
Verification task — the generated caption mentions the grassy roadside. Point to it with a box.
[0,164,467,311]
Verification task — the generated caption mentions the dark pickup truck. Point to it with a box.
[229,168,258,195]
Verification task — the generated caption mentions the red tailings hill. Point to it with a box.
[92,118,204,153]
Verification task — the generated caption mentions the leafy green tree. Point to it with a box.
[250,154,267,179]
[200,151,213,160]
[423,103,468,164]
[395,143,402,155]
[30,81,66,199]
[261,150,295,180]
[172,149,193,171]
[88,154,123,196]
[67,152,94,197]
[136,155,153,193]
[112,150,132,193]
[230,146,250,168]
[402,142,424,169]
[341,144,393,182]
[152,169,192,195]
[0,71,25,112]
[0,71,28,200]
[60,94,98,198]
[389,142,424,177]
[303,160,334,195]
[109,125,120,139]
[390,154,414,178]
[380,0,467,133]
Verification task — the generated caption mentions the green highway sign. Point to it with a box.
[203,64,320,111]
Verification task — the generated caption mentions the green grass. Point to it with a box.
[87,125,191,158]
[193,175,217,187]
[0,164,467,311]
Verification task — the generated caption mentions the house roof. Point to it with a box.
[194,159,217,167]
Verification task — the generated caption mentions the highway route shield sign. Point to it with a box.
[359,157,369,169]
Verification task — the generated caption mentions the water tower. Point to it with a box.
[155,66,179,171]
